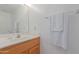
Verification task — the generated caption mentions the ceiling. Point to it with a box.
[0,4,21,13]
[32,4,79,15]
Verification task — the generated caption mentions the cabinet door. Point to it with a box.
[29,45,40,54]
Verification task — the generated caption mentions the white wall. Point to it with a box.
[0,11,12,34]
[67,13,79,54]
[29,4,79,34]
[30,4,79,53]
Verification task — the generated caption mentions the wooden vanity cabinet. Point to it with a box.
[0,37,40,54]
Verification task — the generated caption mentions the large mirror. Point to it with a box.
[0,4,29,34]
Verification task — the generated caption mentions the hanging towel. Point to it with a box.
[50,13,64,32]
[50,12,71,49]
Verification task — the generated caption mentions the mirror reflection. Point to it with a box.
[0,4,29,34]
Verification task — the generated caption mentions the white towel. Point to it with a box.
[50,13,64,32]
[50,12,70,49]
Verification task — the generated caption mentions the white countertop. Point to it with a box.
[0,34,40,49]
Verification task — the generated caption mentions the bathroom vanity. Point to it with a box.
[0,35,40,54]
[0,4,40,54]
